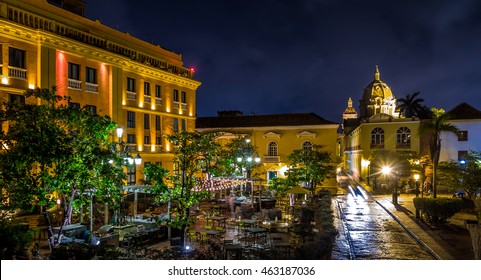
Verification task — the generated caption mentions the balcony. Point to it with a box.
[126,91,137,101]
[143,144,152,152]
[85,82,98,93]
[173,101,180,109]
[263,156,280,163]
[181,103,187,110]
[68,78,82,90]
[8,66,27,80]
[370,143,385,149]
[396,143,411,150]
[144,96,151,104]
[155,98,162,106]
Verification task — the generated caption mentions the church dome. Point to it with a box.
[362,65,394,102]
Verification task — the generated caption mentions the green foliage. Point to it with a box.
[459,150,481,199]
[0,213,33,259]
[413,197,466,223]
[286,145,333,193]
[218,136,261,178]
[0,87,125,248]
[419,107,459,197]
[50,242,96,260]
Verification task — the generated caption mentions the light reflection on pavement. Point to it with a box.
[332,189,434,260]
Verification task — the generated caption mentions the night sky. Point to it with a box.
[86,0,481,123]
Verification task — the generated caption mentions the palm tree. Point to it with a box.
[419,108,459,198]
[397,92,426,118]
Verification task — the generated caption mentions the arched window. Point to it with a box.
[302,141,313,150]
[267,141,278,156]
[396,127,411,148]
[371,127,384,147]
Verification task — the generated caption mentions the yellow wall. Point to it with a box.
[0,0,201,184]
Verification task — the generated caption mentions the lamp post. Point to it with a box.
[413,173,420,218]
[114,127,142,226]
[382,166,398,205]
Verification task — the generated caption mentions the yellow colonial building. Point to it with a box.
[341,66,421,183]
[0,0,201,184]
[196,111,341,191]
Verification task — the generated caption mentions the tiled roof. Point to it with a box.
[196,113,338,129]
[448,103,481,119]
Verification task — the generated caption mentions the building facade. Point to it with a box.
[0,0,201,184]
[342,66,420,182]
[342,66,481,186]
[196,111,341,191]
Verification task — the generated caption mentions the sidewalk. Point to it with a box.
[373,193,476,260]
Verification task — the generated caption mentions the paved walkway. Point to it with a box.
[373,193,476,260]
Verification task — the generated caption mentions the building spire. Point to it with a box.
[374,65,380,81]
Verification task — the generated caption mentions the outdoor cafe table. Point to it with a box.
[211,216,227,228]
[245,227,268,246]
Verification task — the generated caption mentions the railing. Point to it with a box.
[6,5,195,80]
[173,101,180,109]
[263,156,280,163]
[396,143,411,149]
[154,145,163,152]
[143,144,152,152]
[181,103,187,110]
[8,66,27,80]
[68,78,82,90]
[85,82,98,93]
[155,98,162,106]
[126,91,137,101]
[370,143,385,149]
[144,96,151,104]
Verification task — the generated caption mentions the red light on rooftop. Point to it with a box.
[190,67,195,72]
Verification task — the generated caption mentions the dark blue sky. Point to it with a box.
[86,0,481,123]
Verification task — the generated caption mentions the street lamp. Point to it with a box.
[382,166,398,205]
[113,126,142,226]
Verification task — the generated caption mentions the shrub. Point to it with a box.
[413,197,466,223]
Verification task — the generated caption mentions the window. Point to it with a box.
[155,115,161,130]
[173,118,179,132]
[68,62,80,80]
[127,111,135,128]
[181,91,186,103]
[144,114,150,129]
[155,85,161,98]
[127,77,135,92]
[127,166,136,185]
[86,105,97,114]
[86,67,97,83]
[144,135,150,144]
[371,127,384,147]
[458,151,468,163]
[458,131,468,141]
[9,94,25,104]
[127,134,136,144]
[268,171,278,181]
[302,141,313,150]
[396,127,411,147]
[68,102,80,109]
[144,82,150,96]
[268,141,278,156]
[9,47,26,68]
[156,136,162,145]
[181,119,186,131]
[173,89,179,102]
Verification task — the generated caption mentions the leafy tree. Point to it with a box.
[285,145,333,193]
[165,132,221,248]
[397,91,426,118]
[419,108,459,198]
[459,151,481,199]
[437,161,463,193]
[0,87,124,249]
[220,136,261,178]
